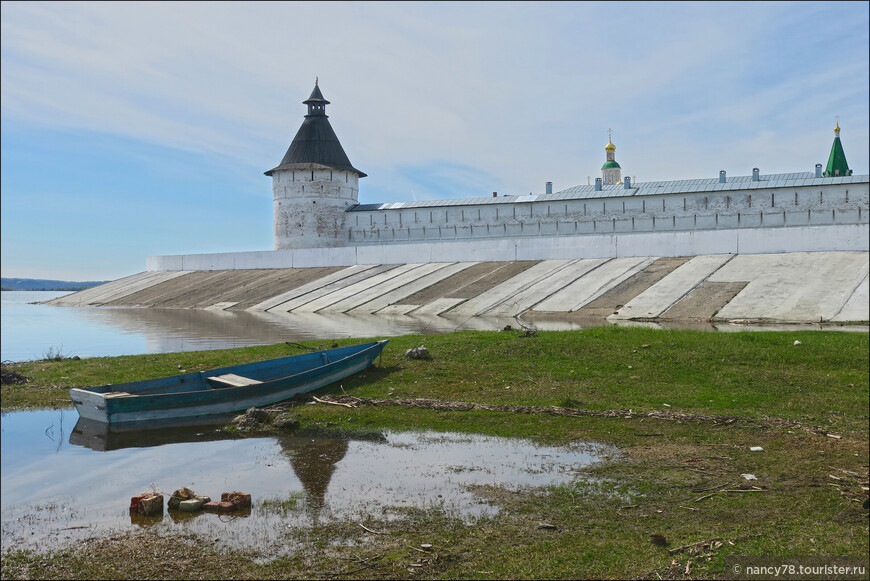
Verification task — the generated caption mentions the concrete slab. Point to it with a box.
[44,271,155,305]
[446,260,576,317]
[609,254,734,320]
[660,281,748,320]
[485,259,610,316]
[261,265,394,312]
[88,271,196,305]
[533,257,654,312]
[408,297,467,316]
[48,271,189,306]
[325,262,450,313]
[182,270,288,309]
[226,267,348,310]
[249,265,379,311]
[711,252,870,322]
[394,261,536,305]
[559,257,693,319]
[831,274,869,322]
[293,263,428,313]
[43,273,137,305]
[353,262,478,313]
[376,304,422,316]
[204,302,239,310]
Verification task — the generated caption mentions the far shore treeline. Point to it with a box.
[1,278,108,292]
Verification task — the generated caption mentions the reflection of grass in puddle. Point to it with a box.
[445,465,487,473]
[258,492,305,516]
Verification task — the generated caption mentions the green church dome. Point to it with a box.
[601,160,621,169]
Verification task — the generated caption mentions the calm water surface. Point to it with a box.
[1,290,529,362]
[0,409,610,557]
[4,291,862,364]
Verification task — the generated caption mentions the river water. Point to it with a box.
[1,290,532,362]
[4,290,866,363]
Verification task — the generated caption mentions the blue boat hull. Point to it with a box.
[69,340,387,425]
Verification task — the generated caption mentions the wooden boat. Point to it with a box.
[69,340,388,425]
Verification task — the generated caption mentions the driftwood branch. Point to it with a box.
[668,537,721,555]
[313,395,357,408]
[358,523,386,535]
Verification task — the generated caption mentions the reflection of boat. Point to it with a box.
[69,340,388,425]
[69,415,242,451]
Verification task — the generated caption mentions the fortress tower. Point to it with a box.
[601,129,622,185]
[266,81,366,250]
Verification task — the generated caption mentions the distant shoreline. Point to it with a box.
[1,278,107,292]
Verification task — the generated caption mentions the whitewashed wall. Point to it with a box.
[347,182,867,245]
[273,167,359,250]
[147,223,869,271]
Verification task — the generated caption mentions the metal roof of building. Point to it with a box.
[348,172,869,212]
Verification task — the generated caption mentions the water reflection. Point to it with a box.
[2,409,610,557]
[70,416,243,452]
[5,291,864,363]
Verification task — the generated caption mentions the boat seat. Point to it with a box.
[207,373,263,388]
[104,391,130,398]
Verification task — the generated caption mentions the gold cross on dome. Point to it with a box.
[608,128,613,140]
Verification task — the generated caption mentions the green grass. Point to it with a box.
[2,327,868,579]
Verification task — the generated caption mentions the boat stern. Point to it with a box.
[69,388,110,423]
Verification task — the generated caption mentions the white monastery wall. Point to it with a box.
[346,182,867,245]
[147,222,869,271]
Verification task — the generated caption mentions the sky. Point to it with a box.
[2,1,868,281]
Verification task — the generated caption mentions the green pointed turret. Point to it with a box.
[824,123,852,177]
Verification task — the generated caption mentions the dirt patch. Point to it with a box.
[1,363,29,385]
[303,395,856,439]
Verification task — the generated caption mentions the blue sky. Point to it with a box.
[2,1,868,280]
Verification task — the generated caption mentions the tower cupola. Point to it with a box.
[303,78,329,116]
[601,128,622,185]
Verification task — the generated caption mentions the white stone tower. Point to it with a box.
[601,129,622,185]
[266,81,366,250]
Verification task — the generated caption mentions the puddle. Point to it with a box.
[1,409,611,557]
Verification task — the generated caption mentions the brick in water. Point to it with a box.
[129,494,145,513]
[222,491,252,509]
[218,501,236,512]
[137,493,164,516]
[202,501,221,511]
[179,498,204,512]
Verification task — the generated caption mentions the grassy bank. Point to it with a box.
[2,327,868,579]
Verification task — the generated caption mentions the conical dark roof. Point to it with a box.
[303,83,329,104]
[824,125,851,177]
[265,83,365,177]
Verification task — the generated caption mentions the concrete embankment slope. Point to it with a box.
[46,252,869,325]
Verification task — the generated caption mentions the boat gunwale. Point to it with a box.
[69,340,386,401]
